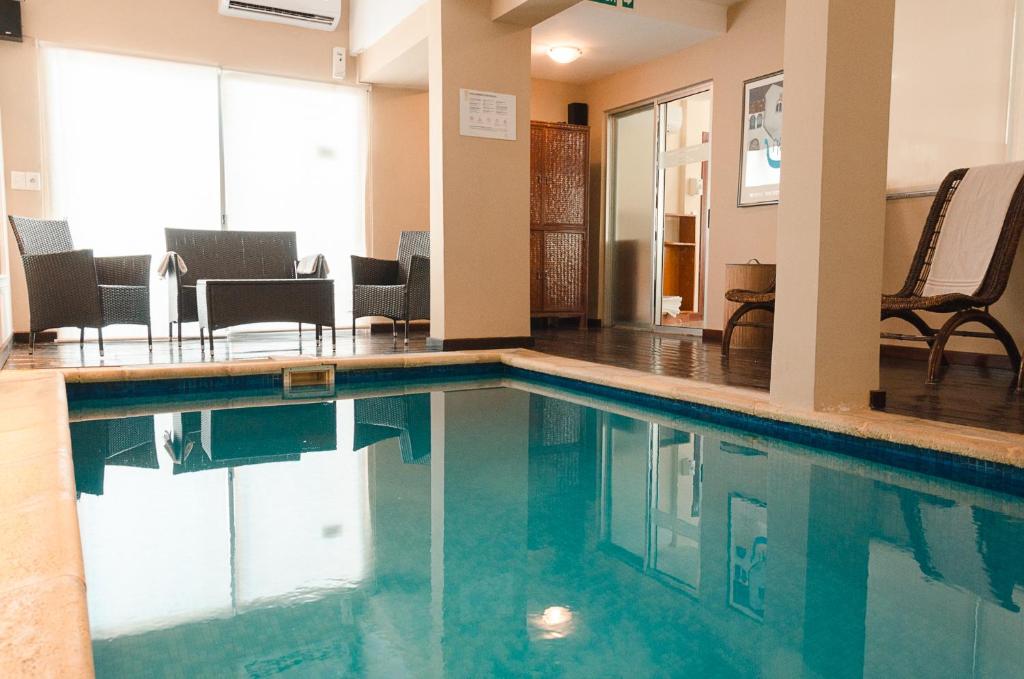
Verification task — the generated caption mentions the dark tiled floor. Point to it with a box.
[7,326,1024,435]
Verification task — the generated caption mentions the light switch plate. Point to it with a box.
[332,47,346,81]
[24,172,41,191]
[10,171,25,190]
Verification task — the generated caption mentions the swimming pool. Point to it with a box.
[68,376,1024,678]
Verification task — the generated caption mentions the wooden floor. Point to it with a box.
[6,326,1024,435]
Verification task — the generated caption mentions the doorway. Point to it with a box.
[606,85,713,331]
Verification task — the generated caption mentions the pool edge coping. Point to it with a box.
[3,347,1024,675]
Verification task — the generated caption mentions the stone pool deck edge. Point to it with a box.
[3,347,1024,676]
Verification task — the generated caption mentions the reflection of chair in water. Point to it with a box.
[166,402,337,474]
[352,394,431,464]
[894,487,1024,612]
[69,416,158,496]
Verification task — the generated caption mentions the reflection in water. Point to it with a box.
[69,388,1024,677]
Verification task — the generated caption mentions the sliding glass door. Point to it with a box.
[43,48,367,340]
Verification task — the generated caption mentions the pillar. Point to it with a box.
[769,0,896,410]
[427,0,533,348]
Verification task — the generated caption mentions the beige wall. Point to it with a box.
[368,87,430,259]
[583,0,784,326]
[427,0,532,341]
[530,78,585,124]
[366,77,583,261]
[0,0,356,331]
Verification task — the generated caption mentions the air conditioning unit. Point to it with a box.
[218,0,341,31]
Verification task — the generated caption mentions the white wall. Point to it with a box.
[349,0,427,54]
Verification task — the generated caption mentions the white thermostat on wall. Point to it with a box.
[332,47,346,81]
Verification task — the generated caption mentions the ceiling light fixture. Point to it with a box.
[547,46,582,64]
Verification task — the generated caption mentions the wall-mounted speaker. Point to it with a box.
[568,102,589,126]
[0,0,23,43]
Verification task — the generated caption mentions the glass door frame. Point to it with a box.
[654,83,713,330]
[603,81,714,332]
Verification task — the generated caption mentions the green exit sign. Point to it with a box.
[590,0,635,7]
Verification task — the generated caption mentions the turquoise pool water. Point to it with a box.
[69,379,1024,678]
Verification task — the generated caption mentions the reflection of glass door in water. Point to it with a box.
[656,88,712,328]
[607,106,656,327]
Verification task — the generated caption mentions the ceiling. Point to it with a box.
[357,0,738,89]
[531,1,730,83]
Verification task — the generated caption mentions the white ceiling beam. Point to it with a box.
[492,0,582,27]
[358,3,430,88]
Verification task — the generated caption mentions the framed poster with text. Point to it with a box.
[738,71,783,207]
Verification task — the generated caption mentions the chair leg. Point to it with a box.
[178,321,183,347]
[80,327,85,345]
[404,319,410,345]
[200,327,205,351]
[209,327,215,354]
[331,324,336,348]
[722,303,774,357]
[168,322,173,342]
[392,320,397,340]
[97,328,104,357]
[927,309,1021,385]
[147,324,153,351]
[352,313,357,341]
[29,332,35,355]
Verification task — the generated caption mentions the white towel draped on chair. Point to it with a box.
[156,252,187,279]
[922,161,1024,297]
[296,253,330,275]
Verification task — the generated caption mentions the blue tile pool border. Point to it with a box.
[64,362,505,401]
[63,361,1024,498]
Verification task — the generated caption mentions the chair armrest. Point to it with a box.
[96,254,152,287]
[296,253,330,279]
[352,255,399,285]
[405,254,430,321]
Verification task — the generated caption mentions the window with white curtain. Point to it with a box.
[888,0,1019,192]
[43,47,367,340]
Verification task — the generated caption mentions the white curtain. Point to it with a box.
[220,71,367,323]
[43,48,368,339]
[43,47,222,339]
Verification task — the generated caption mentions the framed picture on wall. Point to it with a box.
[738,71,783,207]
[728,493,767,621]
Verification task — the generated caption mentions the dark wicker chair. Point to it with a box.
[69,415,158,497]
[164,228,328,345]
[8,216,152,355]
[351,231,430,343]
[352,393,431,464]
[722,167,1024,387]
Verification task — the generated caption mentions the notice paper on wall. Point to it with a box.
[459,89,516,141]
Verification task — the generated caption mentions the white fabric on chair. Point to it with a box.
[922,161,1024,297]
[156,252,187,279]
[296,254,330,276]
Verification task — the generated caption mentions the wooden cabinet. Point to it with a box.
[530,121,589,326]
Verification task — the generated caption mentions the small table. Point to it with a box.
[197,278,335,353]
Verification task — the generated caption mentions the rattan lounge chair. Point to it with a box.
[351,231,430,343]
[8,216,152,355]
[722,166,1024,387]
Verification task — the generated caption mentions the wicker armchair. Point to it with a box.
[352,393,431,463]
[8,216,152,355]
[721,166,1024,387]
[164,228,328,345]
[351,231,430,343]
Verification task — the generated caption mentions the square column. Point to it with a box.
[427,0,533,348]
[769,0,896,410]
